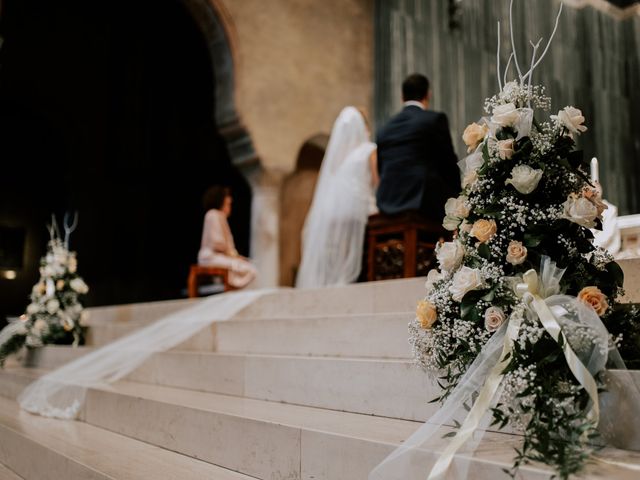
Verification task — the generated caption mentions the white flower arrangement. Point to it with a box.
[410,69,632,478]
[0,217,89,365]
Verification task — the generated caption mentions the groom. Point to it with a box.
[376,73,460,221]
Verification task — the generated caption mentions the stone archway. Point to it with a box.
[181,0,257,171]
[181,0,282,287]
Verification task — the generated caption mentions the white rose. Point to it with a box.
[33,319,48,333]
[443,215,461,231]
[459,220,473,233]
[552,106,587,134]
[70,278,89,294]
[26,303,40,315]
[501,81,519,97]
[563,195,598,228]
[462,169,478,188]
[444,196,470,219]
[53,252,67,266]
[46,298,60,315]
[491,103,520,127]
[505,165,543,194]
[484,306,506,332]
[43,265,55,277]
[15,322,29,335]
[460,152,484,188]
[436,240,465,273]
[449,266,484,302]
[497,139,515,160]
[425,269,444,294]
[80,310,90,327]
[68,256,78,273]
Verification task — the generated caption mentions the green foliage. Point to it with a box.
[0,332,26,367]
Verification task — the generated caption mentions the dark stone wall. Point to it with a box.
[375,0,640,214]
[0,0,251,316]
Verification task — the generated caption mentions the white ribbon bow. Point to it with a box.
[428,263,600,480]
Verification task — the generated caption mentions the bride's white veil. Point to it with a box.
[296,106,376,288]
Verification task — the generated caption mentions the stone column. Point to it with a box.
[243,164,285,288]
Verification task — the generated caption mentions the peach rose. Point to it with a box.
[416,300,437,329]
[56,279,65,291]
[470,219,497,243]
[462,123,489,153]
[497,139,515,160]
[506,240,527,265]
[484,306,506,332]
[578,286,609,316]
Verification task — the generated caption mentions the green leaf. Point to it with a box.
[477,242,491,259]
[524,233,543,248]
[566,150,585,169]
[605,261,624,288]
[481,289,496,302]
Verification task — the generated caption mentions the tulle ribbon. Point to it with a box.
[369,256,617,480]
[426,259,601,479]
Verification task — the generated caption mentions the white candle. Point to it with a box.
[590,157,599,183]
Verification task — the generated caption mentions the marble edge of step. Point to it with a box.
[83,310,415,327]
[0,463,23,480]
[84,277,427,313]
[0,396,257,480]
[2,368,640,478]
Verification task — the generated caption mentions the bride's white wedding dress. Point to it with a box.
[296,106,377,288]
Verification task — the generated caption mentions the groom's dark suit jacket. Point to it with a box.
[376,105,460,220]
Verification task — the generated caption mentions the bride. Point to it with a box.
[296,106,378,288]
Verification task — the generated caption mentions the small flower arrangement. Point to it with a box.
[0,217,89,366]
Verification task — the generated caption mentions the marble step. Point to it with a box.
[0,464,22,480]
[86,297,196,325]
[28,310,415,360]
[234,278,426,319]
[0,395,256,480]
[80,310,414,357]
[84,277,426,329]
[186,311,414,358]
[3,369,637,480]
[2,350,437,421]
[128,352,436,421]
[65,380,640,479]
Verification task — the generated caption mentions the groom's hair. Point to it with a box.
[402,73,430,102]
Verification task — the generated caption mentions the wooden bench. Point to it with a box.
[366,212,448,281]
[187,265,232,298]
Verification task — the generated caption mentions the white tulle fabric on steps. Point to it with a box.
[18,289,267,420]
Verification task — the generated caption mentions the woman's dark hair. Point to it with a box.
[402,73,430,102]
[203,185,231,211]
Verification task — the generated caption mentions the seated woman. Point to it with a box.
[198,186,257,289]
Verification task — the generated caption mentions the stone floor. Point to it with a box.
[0,269,640,479]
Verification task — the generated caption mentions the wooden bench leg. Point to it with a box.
[404,228,417,278]
[367,232,376,282]
[188,269,198,298]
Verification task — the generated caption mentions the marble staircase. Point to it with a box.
[1,269,640,479]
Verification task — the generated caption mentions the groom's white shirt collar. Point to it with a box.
[403,100,426,110]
